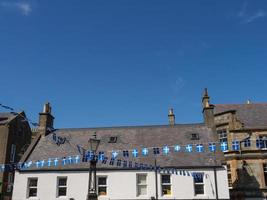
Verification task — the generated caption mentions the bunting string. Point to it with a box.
[0,153,198,178]
[0,103,39,127]
[2,103,266,179]
[78,139,267,159]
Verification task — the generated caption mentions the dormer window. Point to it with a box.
[108,136,117,143]
[191,133,199,140]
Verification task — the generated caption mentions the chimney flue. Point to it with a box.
[201,88,215,128]
[39,102,54,136]
[168,108,175,126]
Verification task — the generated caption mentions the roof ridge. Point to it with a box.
[215,102,267,106]
[55,123,206,131]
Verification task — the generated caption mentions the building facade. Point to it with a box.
[13,169,229,200]
[12,104,230,200]
[202,89,267,199]
[0,112,32,200]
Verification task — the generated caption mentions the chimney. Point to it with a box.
[39,102,54,136]
[202,88,214,128]
[168,108,175,126]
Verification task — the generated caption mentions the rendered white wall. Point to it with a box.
[12,168,230,200]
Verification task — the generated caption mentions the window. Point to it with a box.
[8,173,13,184]
[217,129,228,143]
[116,159,122,166]
[7,173,13,193]
[191,133,199,140]
[193,173,204,195]
[257,136,267,149]
[153,148,160,155]
[137,174,147,196]
[98,177,107,196]
[244,138,251,147]
[123,150,129,157]
[263,164,267,186]
[27,178,38,197]
[161,175,171,195]
[227,164,233,187]
[108,136,117,143]
[57,177,67,197]
[10,144,16,162]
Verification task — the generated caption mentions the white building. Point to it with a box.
[13,169,229,200]
[12,105,230,200]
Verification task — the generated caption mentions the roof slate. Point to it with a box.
[214,103,267,128]
[24,123,224,171]
[0,112,16,125]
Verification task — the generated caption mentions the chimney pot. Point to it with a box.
[168,108,175,126]
[169,108,174,115]
[43,102,51,113]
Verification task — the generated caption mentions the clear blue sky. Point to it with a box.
[0,0,267,128]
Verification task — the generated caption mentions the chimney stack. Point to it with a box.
[168,108,175,126]
[202,88,215,128]
[39,102,54,136]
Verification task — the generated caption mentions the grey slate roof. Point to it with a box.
[0,112,16,125]
[214,103,267,129]
[23,123,224,171]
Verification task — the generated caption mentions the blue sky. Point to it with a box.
[0,0,267,128]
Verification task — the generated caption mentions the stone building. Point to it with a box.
[12,104,230,200]
[0,112,32,200]
[202,89,267,199]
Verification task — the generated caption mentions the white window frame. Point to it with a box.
[243,138,251,147]
[193,173,205,196]
[161,174,172,196]
[259,136,267,149]
[57,177,67,197]
[136,174,147,196]
[97,176,107,196]
[217,129,228,143]
[27,178,38,198]
[10,144,16,162]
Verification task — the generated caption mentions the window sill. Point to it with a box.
[193,194,208,199]
[27,198,40,200]
[136,195,149,198]
[161,195,173,199]
[98,196,109,200]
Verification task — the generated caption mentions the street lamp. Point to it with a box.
[87,133,100,200]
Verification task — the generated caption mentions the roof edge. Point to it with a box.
[55,123,206,131]
[20,133,42,163]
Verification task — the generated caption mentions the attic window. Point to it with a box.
[108,136,117,143]
[191,133,199,140]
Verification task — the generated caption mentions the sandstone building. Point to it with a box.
[0,112,32,200]
[202,89,267,199]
